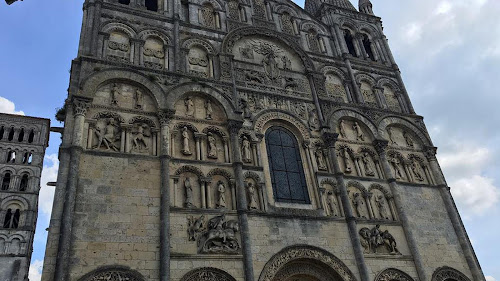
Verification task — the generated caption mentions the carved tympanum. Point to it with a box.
[180,268,236,281]
[359,225,401,255]
[78,268,144,281]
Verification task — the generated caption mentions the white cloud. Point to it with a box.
[486,276,496,281]
[39,154,59,222]
[451,175,500,216]
[28,259,43,281]
[0,96,24,115]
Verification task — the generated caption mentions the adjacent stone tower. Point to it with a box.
[0,113,50,281]
[42,1,485,281]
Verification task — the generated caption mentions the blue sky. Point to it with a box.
[0,0,499,280]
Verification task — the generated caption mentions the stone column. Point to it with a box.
[373,140,427,281]
[223,137,230,163]
[323,132,370,281]
[228,120,254,281]
[425,147,485,281]
[54,97,91,281]
[158,109,175,281]
[364,192,375,219]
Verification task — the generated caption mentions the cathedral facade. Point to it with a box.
[41,0,485,281]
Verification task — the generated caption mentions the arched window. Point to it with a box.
[3,209,20,229]
[307,29,320,53]
[7,150,15,163]
[19,174,29,191]
[8,127,14,141]
[266,127,310,204]
[2,173,11,190]
[22,152,28,164]
[145,0,158,11]
[17,128,24,142]
[28,129,34,143]
[343,30,357,57]
[119,0,130,5]
[199,3,220,29]
[280,13,294,35]
[0,126,4,140]
[362,35,375,61]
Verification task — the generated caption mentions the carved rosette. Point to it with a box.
[72,98,91,117]
[181,268,236,281]
[375,268,414,281]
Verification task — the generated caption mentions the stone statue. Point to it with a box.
[308,109,320,131]
[411,159,424,181]
[240,98,252,119]
[110,84,119,106]
[187,215,206,241]
[247,182,259,210]
[131,123,150,151]
[94,118,120,151]
[370,224,384,253]
[327,191,338,217]
[382,230,401,254]
[262,53,280,80]
[216,181,227,209]
[362,152,375,176]
[340,147,352,173]
[352,192,368,218]
[359,228,371,254]
[315,149,327,170]
[181,127,192,155]
[375,195,390,220]
[387,128,397,145]
[359,225,401,255]
[389,156,404,179]
[197,214,240,254]
[207,133,218,159]
[281,56,291,70]
[339,120,348,139]
[403,131,414,147]
[205,99,213,120]
[353,122,364,141]
[185,97,195,117]
[184,178,194,208]
[242,136,252,163]
[135,89,144,109]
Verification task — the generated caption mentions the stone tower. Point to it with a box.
[42,1,485,281]
[0,113,50,281]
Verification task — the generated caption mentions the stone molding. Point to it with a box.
[180,267,237,281]
[374,268,414,281]
[77,266,146,281]
[432,267,472,281]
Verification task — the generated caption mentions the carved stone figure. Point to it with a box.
[339,120,348,139]
[411,159,425,181]
[389,157,404,179]
[184,177,194,208]
[187,215,206,241]
[262,53,280,80]
[340,147,352,173]
[362,152,375,176]
[94,118,120,151]
[216,181,227,209]
[205,99,213,120]
[135,89,144,110]
[387,127,397,145]
[353,122,364,141]
[403,131,414,147]
[359,225,401,255]
[197,214,240,254]
[281,56,291,70]
[185,97,195,117]
[315,148,327,170]
[110,84,119,106]
[352,192,368,218]
[247,181,259,210]
[181,127,192,155]
[207,133,218,159]
[239,45,254,59]
[245,70,264,84]
[308,109,320,131]
[375,195,390,220]
[327,191,338,217]
[242,136,252,163]
[131,123,150,151]
[240,98,252,118]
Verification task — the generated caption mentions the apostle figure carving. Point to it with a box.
[181,127,192,155]
[207,133,218,159]
[281,56,291,70]
[387,128,397,145]
[359,225,401,255]
[327,191,339,217]
[94,118,120,151]
[247,182,259,210]
[308,109,320,131]
[242,136,252,163]
[131,123,150,151]
[362,152,375,177]
[110,84,119,106]
[353,122,364,141]
[352,192,368,218]
[184,178,194,208]
[185,97,195,117]
[403,131,414,148]
[411,159,425,181]
[216,181,227,209]
[340,147,352,173]
[205,99,213,120]
[375,195,391,220]
[135,89,144,110]
[197,214,240,254]
[339,120,347,139]
[187,215,206,241]
[315,148,327,170]
[389,156,404,179]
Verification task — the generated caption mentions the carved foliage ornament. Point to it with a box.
[375,268,414,281]
[181,268,236,281]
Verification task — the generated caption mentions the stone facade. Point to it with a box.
[0,113,50,281]
[41,0,485,281]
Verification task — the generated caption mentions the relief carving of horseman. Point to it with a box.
[197,214,240,254]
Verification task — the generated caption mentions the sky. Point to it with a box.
[0,0,499,280]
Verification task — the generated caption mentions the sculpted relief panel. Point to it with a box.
[93,83,156,112]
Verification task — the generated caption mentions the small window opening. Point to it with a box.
[145,0,158,11]
[119,0,130,4]
[22,152,28,164]
[2,209,19,229]
[19,175,29,191]
[7,151,16,163]
[343,30,357,57]
[362,35,375,61]
[0,126,4,140]
[28,130,34,143]
[2,173,11,190]
[17,129,24,142]
[8,128,14,141]
[3,209,12,228]
[27,153,33,165]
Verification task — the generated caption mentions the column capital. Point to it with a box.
[158,109,176,125]
[373,139,389,154]
[322,132,339,147]
[227,120,244,135]
[424,146,438,160]
[72,97,92,117]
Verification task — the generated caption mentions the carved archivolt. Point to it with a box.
[180,268,236,281]
[174,165,205,177]
[258,245,356,281]
[129,116,157,128]
[173,122,200,133]
[101,22,137,37]
[254,110,311,141]
[375,268,414,281]
[77,266,145,281]
[244,171,262,183]
[329,109,379,139]
[182,38,216,54]
[92,111,125,123]
[377,78,401,92]
[378,117,432,147]
[347,180,368,194]
[321,66,348,80]
[368,184,391,198]
[207,168,233,181]
[202,126,227,138]
[138,29,172,45]
[432,267,472,281]
[355,73,376,86]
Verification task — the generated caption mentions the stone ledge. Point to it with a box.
[171,253,244,260]
[363,254,414,260]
